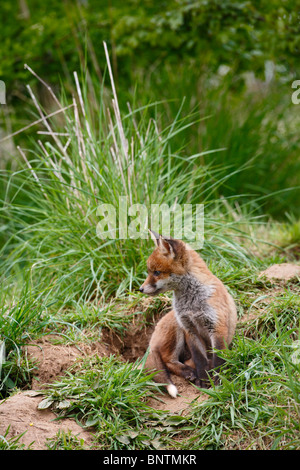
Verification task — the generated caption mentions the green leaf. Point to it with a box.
[38,397,54,410]
[116,434,130,445]
[56,399,71,410]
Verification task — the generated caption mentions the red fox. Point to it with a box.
[139,230,237,398]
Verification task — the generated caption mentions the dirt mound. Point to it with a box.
[1,309,209,449]
[0,391,92,450]
[26,334,109,389]
[259,263,300,281]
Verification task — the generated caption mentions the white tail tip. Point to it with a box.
[167,384,178,398]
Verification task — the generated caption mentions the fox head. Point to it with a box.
[139,230,189,295]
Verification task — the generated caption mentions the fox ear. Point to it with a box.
[158,235,175,258]
[148,229,160,247]
[149,230,177,259]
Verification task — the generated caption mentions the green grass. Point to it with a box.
[0,426,32,450]
[185,319,300,450]
[39,354,166,450]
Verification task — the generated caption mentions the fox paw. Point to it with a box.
[182,367,197,382]
[195,378,210,389]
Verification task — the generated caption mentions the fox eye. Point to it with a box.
[153,271,161,276]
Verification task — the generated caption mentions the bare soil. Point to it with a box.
[258,263,300,281]
[26,334,109,389]
[0,391,93,449]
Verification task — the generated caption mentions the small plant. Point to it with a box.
[45,430,86,450]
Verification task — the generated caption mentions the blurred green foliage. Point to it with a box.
[0,0,299,219]
[0,0,299,101]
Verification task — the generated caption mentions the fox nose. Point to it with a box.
[139,286,144,292]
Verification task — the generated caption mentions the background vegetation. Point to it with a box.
[1,0,300,218]
[0,0,299,450]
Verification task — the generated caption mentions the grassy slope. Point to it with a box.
[1,225,299,450]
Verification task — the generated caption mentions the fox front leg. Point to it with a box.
[165,359,197,382]
[209,335,227,385]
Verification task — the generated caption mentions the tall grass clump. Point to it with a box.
[0,44,258,307]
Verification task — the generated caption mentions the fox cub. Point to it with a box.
[139,230,237,398]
